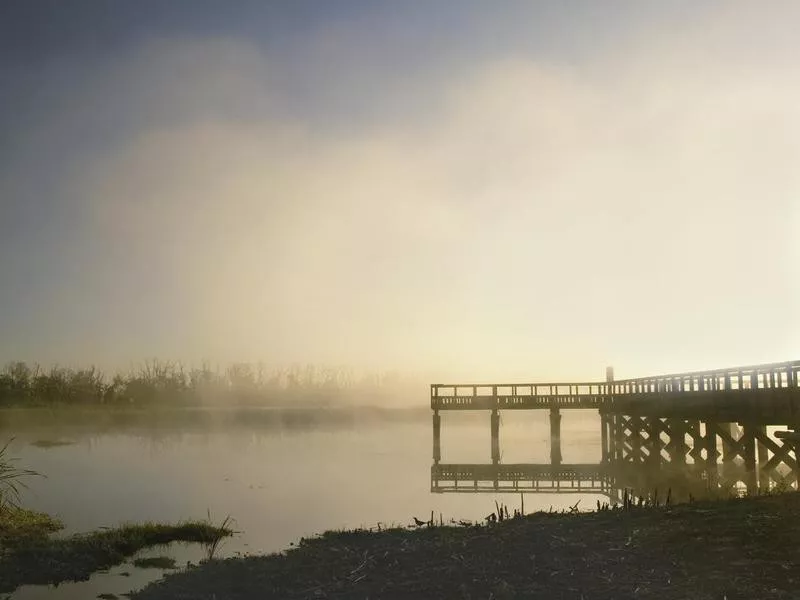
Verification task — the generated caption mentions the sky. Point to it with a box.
[1,1,799,382]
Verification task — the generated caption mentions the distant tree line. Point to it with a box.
[0,360,421,407]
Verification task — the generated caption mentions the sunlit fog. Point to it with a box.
[2,1,798,384]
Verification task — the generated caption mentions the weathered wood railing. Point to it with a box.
[431,360,800,411]
[610,360,800,395]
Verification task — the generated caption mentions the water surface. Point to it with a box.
[2,407,604,598]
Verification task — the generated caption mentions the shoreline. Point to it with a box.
[0,509,232,594]
[131,492,800,600]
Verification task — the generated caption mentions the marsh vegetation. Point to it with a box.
[0,440,41,510]
[0,360,422,408]
[0,507,232,593]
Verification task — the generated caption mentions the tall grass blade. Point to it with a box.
[0,439,42,510]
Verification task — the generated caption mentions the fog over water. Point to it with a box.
[4,409,602,599]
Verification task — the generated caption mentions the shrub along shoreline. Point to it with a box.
[0,360,421,408]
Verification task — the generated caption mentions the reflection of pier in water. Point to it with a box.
[431,360,800,501]
[430,460,776,500]
[431,463,611,494]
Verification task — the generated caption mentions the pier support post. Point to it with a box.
[686,420,701,467]
[602,367,614,464]
[703,421,719,489]
[550,406,562,466]
[666,418,687,465]
[629,416,644,463]
[741,423,757,495]
[432,410,441,464]
[756,426,769,492]
[647,418,662,470]
[613,414,625,462]
[721,422,741,486]
[490,409,500,464]
[786,430,799,488]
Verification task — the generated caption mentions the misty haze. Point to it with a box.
[1,2,800,599]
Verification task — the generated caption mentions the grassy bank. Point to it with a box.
[133,493,800,600]
[0,508,232,593]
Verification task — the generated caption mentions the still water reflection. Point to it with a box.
[2,408,603,598]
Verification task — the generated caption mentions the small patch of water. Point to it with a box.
[8,543,216,600]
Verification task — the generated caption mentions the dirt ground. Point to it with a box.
[132,493,800,600]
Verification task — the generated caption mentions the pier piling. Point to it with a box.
[549,406,562,465]
[432,410,441,464]
[490,409,500,464]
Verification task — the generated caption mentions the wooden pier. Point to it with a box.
[431,360,800,498]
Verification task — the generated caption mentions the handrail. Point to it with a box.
[612,360,800,385]
[430,380,612,389]
[431,359,800,398]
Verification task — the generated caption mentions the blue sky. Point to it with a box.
[1,1,798,380]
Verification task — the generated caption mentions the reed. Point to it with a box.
[203,512,233,561]
[0,439,41,510]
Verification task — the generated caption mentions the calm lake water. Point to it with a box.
[2,407,604,599]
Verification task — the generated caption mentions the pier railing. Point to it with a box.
[431,360,800,411]
[430,382,608,410]
[609,360,800,394]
